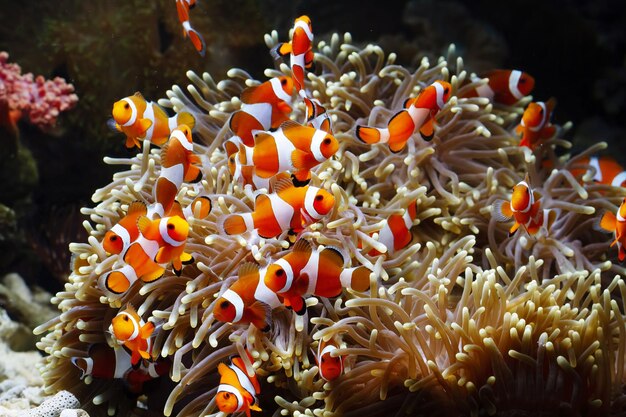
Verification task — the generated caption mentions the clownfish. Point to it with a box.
[175,0,206,56]
[241,120,338,182]
[218,178,335,239]
[229,76,294,147]
[463,69,535,105]
[136,206,192,275]
[263,239,371,314]
[215,354,262,417]
[304,96,332,133]
[102,201,147,255]
[569,156,626,188]
[596,198,626,262]
[314,338,344,382]
[71,344,169,394]
[367,200,418,256]
[153,125,202,217]
[111,92,195,149]
[492,175,556,236]
[356,80,452,152]
[516,98,557,148]
[270,15,314,94]
[213,263,281,331]
[109,305,155,365]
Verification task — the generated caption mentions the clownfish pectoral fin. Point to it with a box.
[139,349,151,360]
[250,403,262,412]
[509,222,521,236]
[419,116,435,141]
[515,124,524,136]
[355,125,383,145]
[304,50,315,70]
[125,136,141,149]
[136,215,153,238]
[137,118,153,136]
[140,322,155,339]
[270,42,292,60]
[491,199,514,222]
[291,149,313,173]
[249,300,273,332]
[130,350,141,366]
[594,211,617,233]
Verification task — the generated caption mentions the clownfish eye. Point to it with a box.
[323,138,332,145]
[223,392,230,399]
[167,223,175,230]
[444,88,449,94]
[276,269,284,277]
[124,103,130,109]
[520,77,527,84]
[220,300,230,309]
[280,78,287,85]
[315,195,323,201]
[110,235,118,241]
[123,315,129,321]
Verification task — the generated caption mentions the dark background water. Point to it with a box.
[0,0,624,293]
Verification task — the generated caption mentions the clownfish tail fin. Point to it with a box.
[355,125,382,145]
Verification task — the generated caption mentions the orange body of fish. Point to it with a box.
[109,305,155,365]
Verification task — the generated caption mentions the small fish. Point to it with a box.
[153,125,202,217]
[102,201,147,255]
[314,338,344,382]
[102,241,163,295]
[595,198,626,262]
[516,98,557,148]
[569,156,626,187]
[303,96,332,133]
[175,0,206,56]
[218,178,335,239]
[109,305,155,365]
[263,239,371,314]
[229,76,294,146]
[111,92,195,149]
[491,175,556,236]
[270,15,314,93]
[367,200,417,256]
[463,69,534,105]
[136,204,192,275]
[216,354,262,417]
[356,80,452,152]
[213,263,281,331]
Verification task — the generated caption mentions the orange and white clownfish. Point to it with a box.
[137,203,192,275]
[213,263,281,331]
[182,194,213,219]
[303,96,332,133]
[516,98,557,149]
[367,200,418,256]
[356,80,452,152]
[175,0,206,56]
[218,178,335,239]
[109,305,155,365]
[314,338,344,382]
[243,120,338,182]
[215,354,262,417]
[491,175,556,236]
[270,15,314,94]
[102,201,147,255]
[152,125,202,217]
[111,92,195,149]
[71,343,169,394]
[263,239,371,314]
[596,198,626,262]
[229,76,294,146]
[462,69,535,105]
[569,155,626,188]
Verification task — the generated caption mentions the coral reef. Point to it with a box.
[35,21,626,417]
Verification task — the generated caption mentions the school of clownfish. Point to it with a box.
[72,12,626,417]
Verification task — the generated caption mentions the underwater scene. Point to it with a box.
[1,0,626,416]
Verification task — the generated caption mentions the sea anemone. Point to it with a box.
[35,25,626,417]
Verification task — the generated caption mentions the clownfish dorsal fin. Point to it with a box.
[124,303,138,317]
[239,84,259,105]
[292,239,312,255]
[238,262,260,280]
[318,246,344,267]
[523,173,531,186]
[217,362,230,376]
[127,201,147,216]
[133,91,145,100]
[545,97,557,113]
[136,216,152,236]
[279,119,303,133]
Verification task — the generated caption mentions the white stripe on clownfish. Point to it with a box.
[508,70,524,100]
[221,289,245,323]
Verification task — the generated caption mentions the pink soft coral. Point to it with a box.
[0,51,78,130]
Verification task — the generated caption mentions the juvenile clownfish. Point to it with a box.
[102,201,147,255]
[71,343,169,394]
[241,120,338,183]
[314,338,344,382]
[303,96,332,133]
[218,178,335,239]
[356,80,452,152]
[270,16,314,94]
[213,263,281,331]
[215,354,262,417]
[153,125,202,217]
[569,156,626,187]
[111,92,195,149]
[263,239,371,314]
[516,98,557,149]
[229,76,294,146]
[595,198,626,262]
[463,69,535,105]
[367,200,418,256]
[491,175,556,236]
[175,0,206,56]
[109,305,155,365]
[136,203,192,275]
